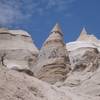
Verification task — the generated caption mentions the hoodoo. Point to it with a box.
[34,23,71,84]
[77,27,88,41]
[77,27,99,43]
[0,28,39,72]
[66,27,99,71]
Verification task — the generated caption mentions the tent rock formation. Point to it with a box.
[0,25,100,100]
[33,23,71,84]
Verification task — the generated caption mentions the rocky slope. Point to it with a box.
[0,25,100,100]
[0,66,71,100]
[0,28,39,72]
[64,28,100,100]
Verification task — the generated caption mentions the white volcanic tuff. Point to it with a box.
[9,30,31,37]
[0,29,39,70]
[0,28,30,36]
[56,42,100,100]
[57,56,100,100]
[0,26,100,100]
[77,27,88,41]
[51,23,63,34]
[0,29,38,52]
[66,41,99,69]
[66,41,96,51]
[2,50,35,70]
[64,30,100,100]
[0,67,71,100]
[44,23,63,44]
[34,23,70,84]
[77,27,100,51]
[0,66,98,100]
[66,28,100,66]
[77,27,99,42]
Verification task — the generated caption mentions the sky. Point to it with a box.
[0,0,100,48]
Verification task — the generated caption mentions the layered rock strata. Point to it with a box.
[0,66,71,100]
[0,28,39,73]
[0,26,100,100]
[67,41,99,70]
[33,24,70,84]
[77,27,100,51]
[66,28,100,70]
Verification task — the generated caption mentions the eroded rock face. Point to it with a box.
[67,47,99,71]
[66,28,100,71]
[0,26,100,100]
[50,45,99,100]
[33,24,70,84]
[62,31,100,100]
[77,27,100,52]
[66,40,100,75]
[0,66,71,100]
[0,29,39,72]
[77,27,98,42]
[56,51,100,100]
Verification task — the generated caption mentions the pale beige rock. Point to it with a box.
[77,27,88,41]
[0,66,71,100]
[0,26,100,100]
[33,23,70,84]
[77,28,100,52]
[77,27,98,42]
[0,28,30,36]
[51,23,63,35]
[0,29,39,71]
[60,37,100,100]
[57,64,100,100]
[66,28,100,69]
[1,65,98,100]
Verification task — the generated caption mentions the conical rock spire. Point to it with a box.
[51,23,63,34]
[77,27,89,41]
[33,24,70,84]
[44,23,64,46]
[81,27,87,35]
[77,27,99,43]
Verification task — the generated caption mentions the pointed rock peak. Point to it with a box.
[79,27,88,37]
[51,23,63,35]
[81,27,87,35]
[77,27,89,41]
[43,23,64,46]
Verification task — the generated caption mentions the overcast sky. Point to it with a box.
[0,0,100,48]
